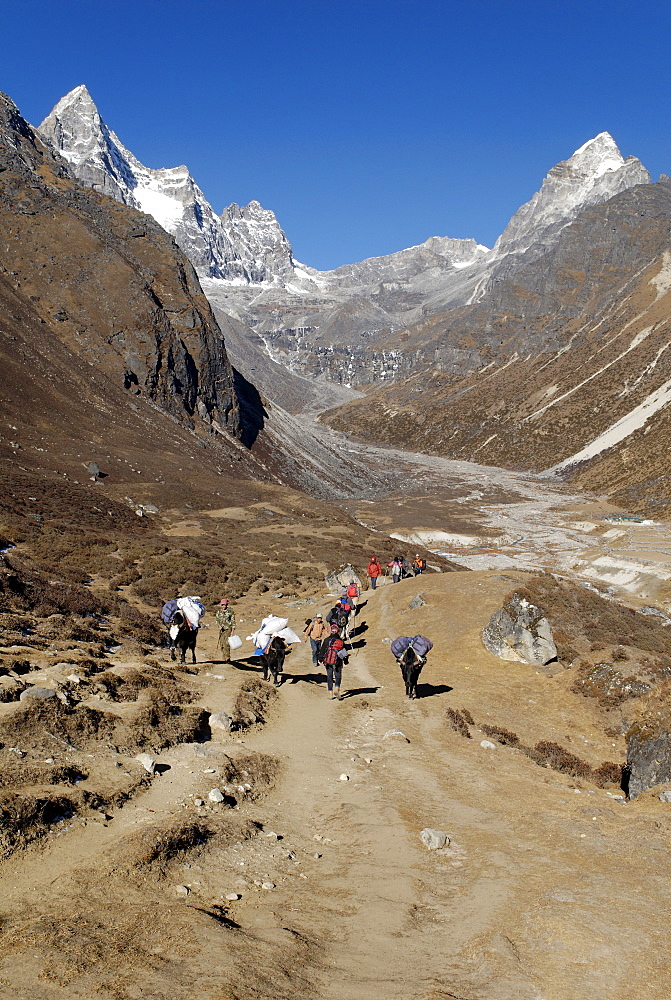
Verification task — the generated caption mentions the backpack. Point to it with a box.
[323,637,344,666]
[416,558,426,570]
[335,608,350,628]
[411,635,433,657]
[161,599,178,625]
[347,584,358,598]
[391,636,412,658]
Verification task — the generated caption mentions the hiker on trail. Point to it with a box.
[215,598,236,663]
[317,623,346,700]
[412,554,426,576]
[388,557,402,583]
[304,613,330,666]
[367,556,382,590]
[326,601,351,639]
[345,581,359,613]
[399,556,409,578]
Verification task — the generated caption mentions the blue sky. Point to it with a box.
[3,0,671,269]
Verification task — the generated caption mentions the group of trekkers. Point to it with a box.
[160,555,431,699]
[367,554,426,588]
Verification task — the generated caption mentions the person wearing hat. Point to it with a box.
[303,613,330,666]
[215,598,236,663]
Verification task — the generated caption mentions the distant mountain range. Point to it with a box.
[8,83,671,512]
[38,86,652,388]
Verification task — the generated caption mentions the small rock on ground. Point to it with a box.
[659,790,671,802]
[420,828,450,851]
[135,753,156,774]
[20,686,57,701]
[209,712,233,732]
[480,740,497,750]
[208,788,225,803]
[383,729,410,742]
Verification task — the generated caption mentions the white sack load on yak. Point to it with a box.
[247,616,301,654]
[176,596,205,629]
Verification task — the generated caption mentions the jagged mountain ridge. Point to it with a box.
[38,85,295,283]
[37,85,652,389]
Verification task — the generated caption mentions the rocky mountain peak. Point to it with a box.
[219,200,295,283]
[494,131,651,256]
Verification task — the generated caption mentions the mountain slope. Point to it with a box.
[1,90,239,439]
[322,179,671,512]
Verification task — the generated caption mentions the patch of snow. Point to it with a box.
[134,185,184,228]
[548,376,671,471]
[526,326,654,422]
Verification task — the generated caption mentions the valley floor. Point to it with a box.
[2,573,671,999]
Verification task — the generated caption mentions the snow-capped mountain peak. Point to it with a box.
[494,131,651,255]
[39,86,294,282]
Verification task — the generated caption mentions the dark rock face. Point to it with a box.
[627,730,671,799]
[0,91,239,439]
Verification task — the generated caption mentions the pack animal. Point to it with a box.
[262,635,286,686]
[170,611,197,665]
[399,644,424,699]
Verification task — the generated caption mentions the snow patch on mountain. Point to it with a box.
[39,85,294,283]
[548,377,671,472]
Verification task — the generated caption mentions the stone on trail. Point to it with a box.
[420,828,450,851]
[209,711,233,732]
[261,881,275,890]
[225,893,241,901]
[208,788,225,803]
[19,686,57,701]
[482,592,557,665]
[659,791,671,803]
[383,729,410,742]
[408,594,426,610]
[339,773,350,781]
[135,753,156,774]
[480,740,497,750]
[174,885,190,896]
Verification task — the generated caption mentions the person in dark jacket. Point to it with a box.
[318,624,346,699]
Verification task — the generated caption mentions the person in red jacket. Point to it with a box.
[367,556,382,590]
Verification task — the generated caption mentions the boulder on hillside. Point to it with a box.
[325,564,363,594]
[482,593,557,665]
[627,682,671,798]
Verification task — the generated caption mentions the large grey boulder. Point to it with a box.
[325,564,363,594]
[482,593,557,665]
[19,686,57,701]
[627,729,671,799]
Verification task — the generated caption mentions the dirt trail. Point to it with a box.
[2,576,671,998]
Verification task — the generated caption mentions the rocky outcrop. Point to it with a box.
[626,684,671,798]
[1,90,239,437]
[482,593,557,665]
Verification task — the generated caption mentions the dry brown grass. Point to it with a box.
[233,676,279,728]
[446,707,471,738]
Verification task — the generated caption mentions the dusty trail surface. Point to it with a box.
[2,575,671,999]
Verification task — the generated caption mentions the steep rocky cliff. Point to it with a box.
[1,91,239,438]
